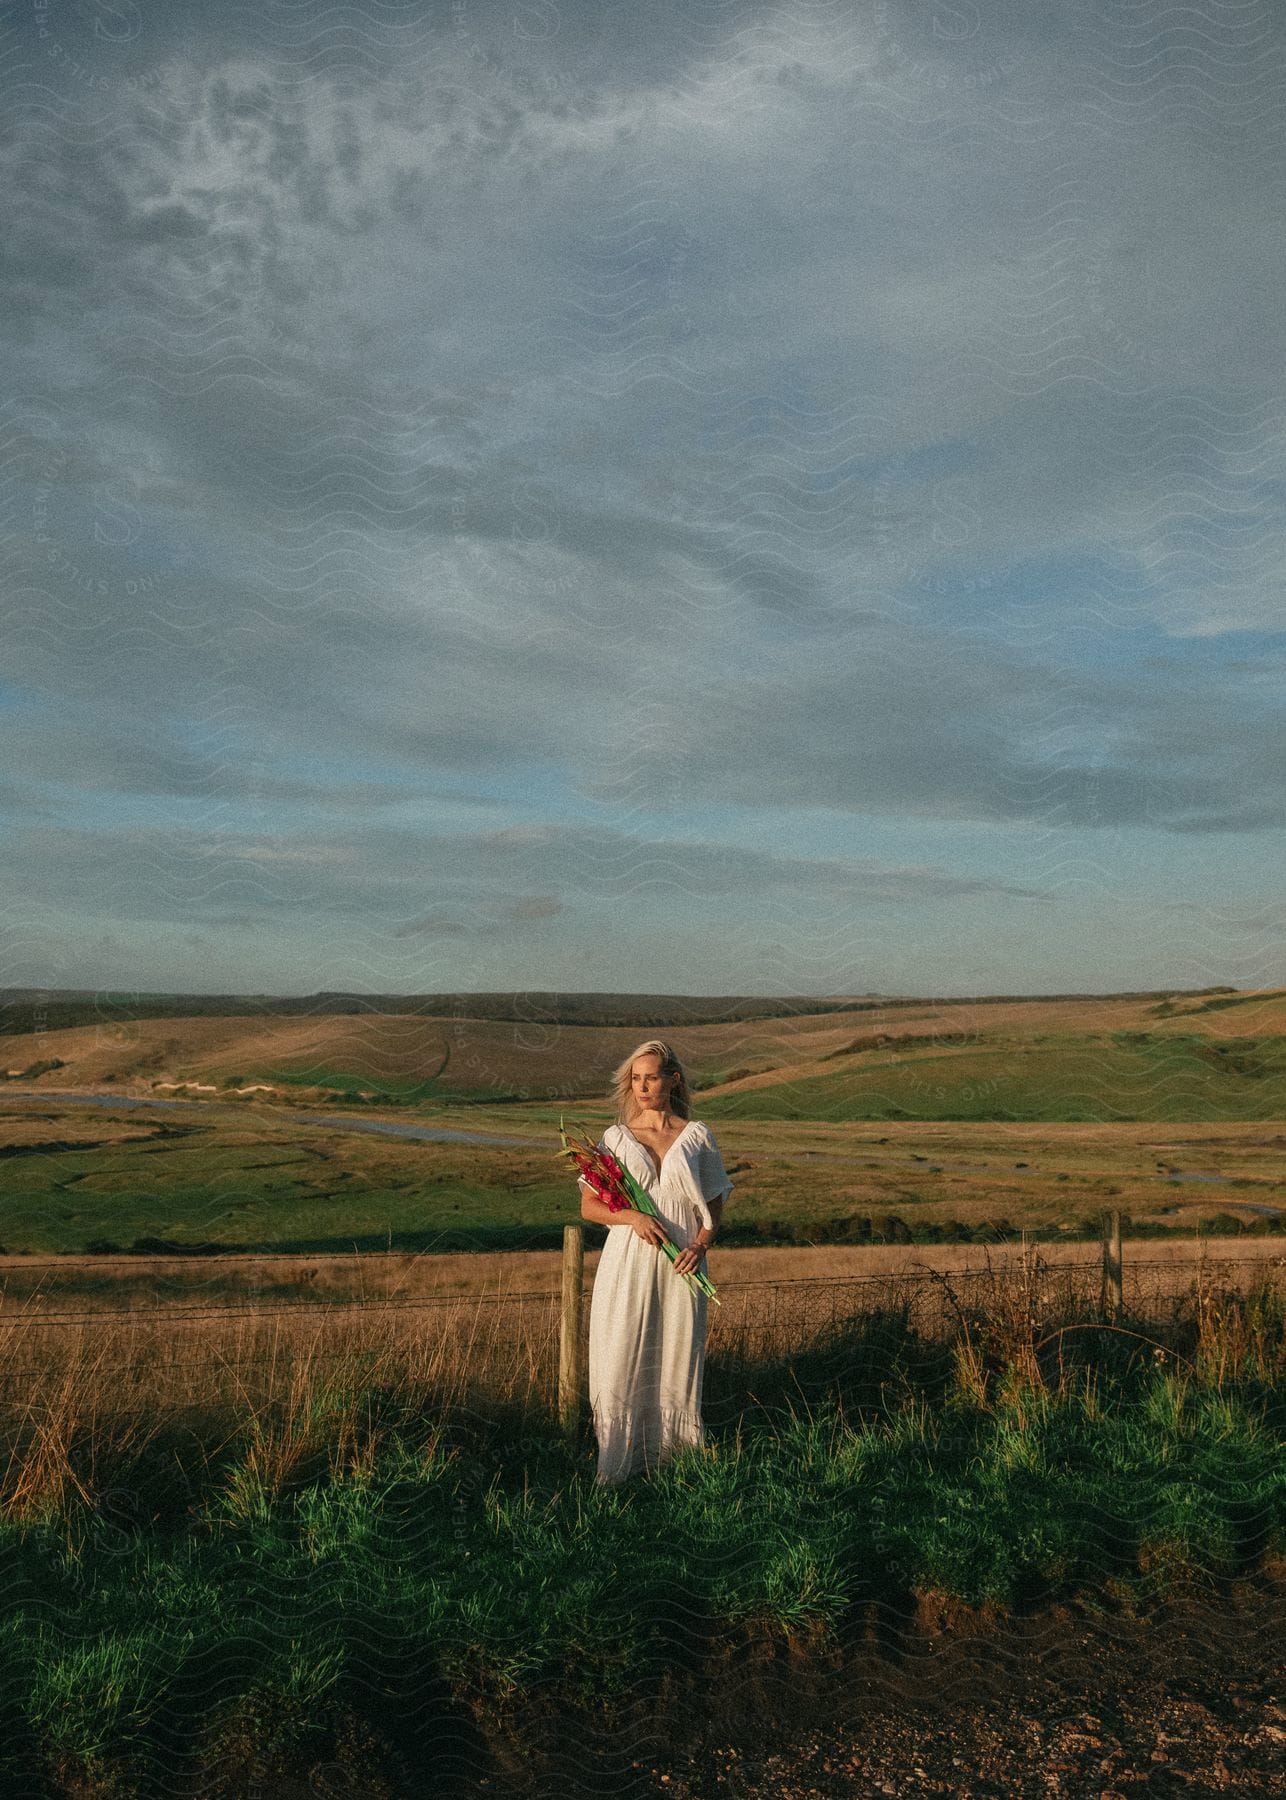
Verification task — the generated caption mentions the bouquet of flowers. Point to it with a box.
[559,1118,720,1304]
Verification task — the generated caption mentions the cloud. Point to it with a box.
[506,894,564,921]
[391,916,470,940]
[5,813,1044,939]
[2,2,1283,990]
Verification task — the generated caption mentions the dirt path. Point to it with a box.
[472,1587,1286,1798]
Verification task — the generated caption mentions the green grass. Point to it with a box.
[4,1089,1286,1254]
[1188,991,1284,1016]
[0,1298,1283,1796]
[2,1396,1275,1792]
[0,1123,580,1254]
[222,1032,1286,1123]
[703,1034,1286,1122]
[259,1066,510,1105]
[263,1066,444,1102]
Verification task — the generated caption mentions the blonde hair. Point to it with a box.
[611,1039,692,1125]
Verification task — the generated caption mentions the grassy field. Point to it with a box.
[2,985,1284,1255]
[0,1254,1280,1796]
[0,989,1283,1793]
[0,1096,1283,1255]
[703,1031,1286,1123]
[4,986,1286,1112]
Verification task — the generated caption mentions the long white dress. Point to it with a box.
[584,1119,734,1485]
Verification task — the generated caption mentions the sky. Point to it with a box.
[2,0,1284,999]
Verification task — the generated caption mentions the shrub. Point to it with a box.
[129,1237,223,1257]
[17,1059,66,1081]
[1204,1213,1246,1237]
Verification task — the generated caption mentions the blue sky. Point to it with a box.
[2,1,1283,997]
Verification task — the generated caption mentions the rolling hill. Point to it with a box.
[2,986,1284,1121]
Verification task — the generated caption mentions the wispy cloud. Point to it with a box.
[2,1,1283,994]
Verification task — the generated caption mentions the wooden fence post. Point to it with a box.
[559,1224,585,1433]
[1100,1209,1123,1323]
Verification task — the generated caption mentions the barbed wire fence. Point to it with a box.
[0,1257,1280,1324]
[0,1220,1279,1407]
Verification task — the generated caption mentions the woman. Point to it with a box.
[576,1039,734,1484]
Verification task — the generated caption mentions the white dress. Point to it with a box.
[583,1119,734,1485]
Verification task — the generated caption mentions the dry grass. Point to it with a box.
[3,1233,1278,1310]
[0,1238,1279,1525]
[0,1291,565,1524]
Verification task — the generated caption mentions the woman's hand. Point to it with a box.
[627,1210,671,1251]
[672,1240,709,1276]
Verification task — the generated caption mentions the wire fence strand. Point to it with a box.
[0,1254,1279,1329]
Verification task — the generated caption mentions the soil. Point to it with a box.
[462,1583,1286,1799]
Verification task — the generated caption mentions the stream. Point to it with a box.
[0,1090,546,1149]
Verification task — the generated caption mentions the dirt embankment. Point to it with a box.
[470,1586,1286,1799]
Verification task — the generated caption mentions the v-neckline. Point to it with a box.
[621,1118,693,1180]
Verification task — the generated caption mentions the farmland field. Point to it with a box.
[1,1100,1285,1255]
[0,989,1284,1796]
[1,985,1285,1254]
[4,984,1286,1114]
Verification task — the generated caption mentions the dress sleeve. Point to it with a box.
[691,1122,733,1225]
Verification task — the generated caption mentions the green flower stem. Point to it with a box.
[614,1161,720,1304]
[559,1118,720,1304]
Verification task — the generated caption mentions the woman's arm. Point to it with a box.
[673,1193,724,1276]
[578,1178,670,1248]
